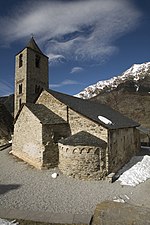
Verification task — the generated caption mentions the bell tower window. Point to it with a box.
[35,55,40,68]
[19,54,23,68]
[19,84,22,94]
[19,99,22,109]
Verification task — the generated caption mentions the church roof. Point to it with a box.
[26,103,67,125]
[26,37,44,55]
[47,89,140,130]
[59,131,107,147]
[16,37,48,57]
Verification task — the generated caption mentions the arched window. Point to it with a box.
[19,84,22,94]
[19,98,22,109]
[19,54,23,68]
[35,55,40,68]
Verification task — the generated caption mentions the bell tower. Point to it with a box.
[14,37,49,117]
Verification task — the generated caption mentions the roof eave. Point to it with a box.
[15,47,49,59]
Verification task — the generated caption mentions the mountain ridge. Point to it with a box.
[75,62,150,99]
[75,62,150,135]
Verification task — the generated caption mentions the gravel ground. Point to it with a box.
[0,147,150,215]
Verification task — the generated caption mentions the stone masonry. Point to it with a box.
[12,105,44,168]
[58,131,107,180]
[12,104,71,169]
[107,127,140,173]
[37,90,108,141]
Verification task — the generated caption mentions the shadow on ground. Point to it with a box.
[0,184,21,195]
[138,146,150,156]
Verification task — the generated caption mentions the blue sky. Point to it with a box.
[0,0,150,96]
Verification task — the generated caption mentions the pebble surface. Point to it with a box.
[0,147,150,214]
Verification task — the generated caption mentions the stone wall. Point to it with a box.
[14,48,28,117]
[58,131,107,180]
[37,90,108,141]
[42,123,71,168]
[12,104,71,169]
[12,105,44,168]
[37,90,69,121]
[107,127,140,173]
[58,143,107,180]
[68,108,107,141]
[26,48,48,102]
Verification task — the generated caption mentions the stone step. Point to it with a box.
[0,207,92,224]
[92,201,150,225]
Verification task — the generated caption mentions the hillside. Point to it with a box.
[0,103,13,146]
[92,91,150,129]
[76,62,150,129]
[0,94,14,115]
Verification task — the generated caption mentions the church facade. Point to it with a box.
[12,38,140,180]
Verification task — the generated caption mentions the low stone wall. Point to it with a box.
[58,143,107,180]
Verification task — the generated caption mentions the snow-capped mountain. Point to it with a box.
[76,62,150,99]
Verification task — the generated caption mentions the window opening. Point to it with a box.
[19,54,23,67]
[35,55,40,68]
[19,99,22,109]
[19,84,22,94]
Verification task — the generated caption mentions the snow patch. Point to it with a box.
[113,194,130,203]
[98,116,113,125]
[135,84,139,92]
[75,62,150,99]
[0,219,19,225]
[113,198,125,203]
[124,194,130,200]
[118,155,150,186]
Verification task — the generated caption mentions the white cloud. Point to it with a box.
[47,53,66,65]
[0,0,141,64]
[0,80,13,96]
[70,67,84,74]
[50,79,79,88]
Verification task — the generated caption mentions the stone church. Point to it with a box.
[12,38,140,180]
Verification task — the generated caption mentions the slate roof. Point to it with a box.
[16,37,48,57]
[59,131,107,147]
[26,37,44,55]
[26,103,67,125]
[47,89,140,130]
